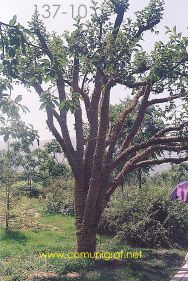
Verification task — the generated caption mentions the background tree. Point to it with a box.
[0,142,22,232]
[20,140,70,186]
[0,0,188,252]
[0,84,38,232]
[159,162,188,185]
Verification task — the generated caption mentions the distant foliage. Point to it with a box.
[99,180,188,248]
[154,163,188,186]
[20,139,71,187]
[14,184,44,199]
[45,178,74,216]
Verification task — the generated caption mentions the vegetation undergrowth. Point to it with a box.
[0,196,187,281]
[99,178,188,248]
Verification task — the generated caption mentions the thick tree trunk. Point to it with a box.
[76,225,97,253]
[74,177,94,252]
[74,171,110,253]
[75,209,104,253]
[74,178,108,253]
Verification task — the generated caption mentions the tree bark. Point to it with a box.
[75,190,98,252]
[74,175,109,253]
[74,177,93,252]
[5,183,10,233]
[76,225,97,253]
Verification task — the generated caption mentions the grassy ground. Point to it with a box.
[0,198,187,281]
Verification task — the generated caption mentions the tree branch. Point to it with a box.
[32,82,77,174]
[106,144,188,199]
[135,156,188,169]
[148,93,184,106]
[105,88,145,163]
[154,121,188,137]
[31,27,78,162]
[115,78,151,89]
[112,1,127,38]
[72,57,84,170]
[56,73,75,157]
[83,68,102,190]
[46,105,77,174]
[110,134,188,171]
[0,21,47,53]
[33,26,54,62]
[64,78,91,121]
[118,142,188,180]
[134,19,161,38]
[83,79,114,227]
[120,83,152,151]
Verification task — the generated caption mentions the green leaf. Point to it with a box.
[173,26,177,33]
[23,28,31,35]
[9,15,17,26]
[59,101,65,110]
[15,95,22,103]
[20,104,30,113]
[49,70,56,78]
[0,116,5,124]
[10,36,21,47]
[164,26,171,31]
[39,102,47,110]
[39,59,50,64]
[4,133,9,142]
[8,48,16,58]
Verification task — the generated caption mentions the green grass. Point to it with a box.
[0,198,187,281]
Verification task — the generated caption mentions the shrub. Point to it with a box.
[45,177,74,216]
[14,185,44,198]
[98,183,188,248]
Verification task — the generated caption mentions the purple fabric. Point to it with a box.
[169,181,188,202]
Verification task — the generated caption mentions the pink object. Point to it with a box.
[170,181,188,203]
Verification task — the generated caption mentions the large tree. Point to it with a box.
[0,0,188,252]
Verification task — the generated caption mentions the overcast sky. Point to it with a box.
[0,0,188,140]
